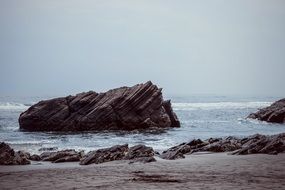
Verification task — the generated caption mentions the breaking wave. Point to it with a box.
[172,102,272,111]
[0,102,30,110]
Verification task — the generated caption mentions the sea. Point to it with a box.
[0,95,284,154]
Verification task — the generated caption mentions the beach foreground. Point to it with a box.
[1,152,284,190]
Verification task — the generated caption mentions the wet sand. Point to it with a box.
[1,152,285,190]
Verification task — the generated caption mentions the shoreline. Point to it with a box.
[1,152,285,189]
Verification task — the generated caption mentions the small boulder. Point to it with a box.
[19,81,180,132]
[124,145,155,160]
[80,144,129,165]
[40,149,82,163]
[160,139,206,160]
[0,142,30,165]
[29,154,41,161]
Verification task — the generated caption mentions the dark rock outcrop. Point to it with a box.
[124,145,155,160]
[80,144,128,165]
[232,133,285,155]
[196,137,241,153]
[40,149,83,163]
[160,133,285,160]
[29,154,41,161]
[80,144,156,165]
[125,145,156,163]
[248,98,285,123]
[0,142,30,165]
[19,81,180,131]
[129,156,156,164]
[160,139,208,160]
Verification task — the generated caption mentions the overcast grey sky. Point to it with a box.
[0,0,284,97]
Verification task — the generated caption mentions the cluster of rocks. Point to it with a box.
[0,143,156,165]
[19,81,180,131]
[1,133,284,165]
[248,98,285,123]
[160,133,285,159]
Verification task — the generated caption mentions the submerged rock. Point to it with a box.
[0,142,30,165]
[80,144,129,165]
[248,98,285,123]
[19,81,180,132]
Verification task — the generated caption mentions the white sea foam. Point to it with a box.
[0,102,30,110]
[172,102,272,111]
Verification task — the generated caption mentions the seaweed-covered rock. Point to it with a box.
[19,81,180,131]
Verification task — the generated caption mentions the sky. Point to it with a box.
[0,0,285,97]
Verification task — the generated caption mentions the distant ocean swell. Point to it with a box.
[0,101,272,111]
[0,102,31,110]
[172,102,272,111]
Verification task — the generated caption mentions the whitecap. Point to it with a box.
[0,102,30,110]
[172,102,272,111]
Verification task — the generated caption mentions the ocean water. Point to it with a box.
[0,95,284,154]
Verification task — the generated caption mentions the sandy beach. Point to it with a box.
[1,152,285,190]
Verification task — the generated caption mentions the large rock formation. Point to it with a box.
[19,81,180,131]
[248,98,285,123]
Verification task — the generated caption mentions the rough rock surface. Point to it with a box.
[124,145,155,160]
[19,81,180,131]
[160,133,285,160]
[125,145,156,163]
[160,139,208,160]
[80,144,156,165]
[29,154,41,161]
[80,144,129,165]
[232,133,285,155]
[0,142,30,165]
[40,149,83,163]
[248,98,285,123]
